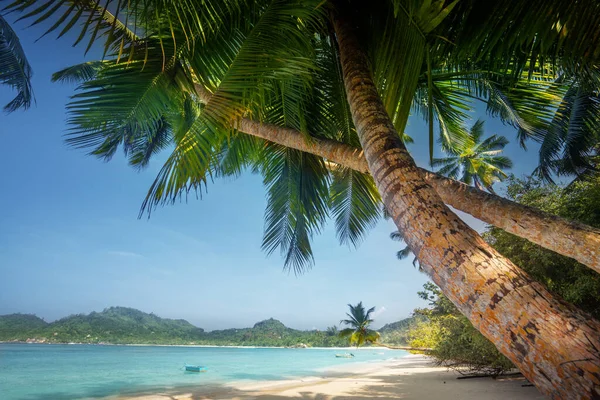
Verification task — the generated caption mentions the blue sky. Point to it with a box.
[0,18,541,331]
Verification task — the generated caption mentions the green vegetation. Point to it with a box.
[405,176,600,374]
[431,119,512,193]
[0,307,348,347]
[408,283,514,376]
[378,316,425,346]
[0,314,47,338]
[0,15,33,112]
[484,176,600,318]
[339,302,380,347]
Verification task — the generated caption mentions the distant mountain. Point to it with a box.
[253,318,287,332]
[0,308,348,347]
[0,307,204,344]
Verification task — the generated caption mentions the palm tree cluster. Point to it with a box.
[4,1,600,397]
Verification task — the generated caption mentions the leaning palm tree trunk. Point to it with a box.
[194,84,600,275]
[332,10,600,400]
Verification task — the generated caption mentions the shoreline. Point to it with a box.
[113,354,545,400]
[0,341,396,350]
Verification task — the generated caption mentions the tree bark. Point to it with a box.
[332,9,600,400]
[195,84,600,275]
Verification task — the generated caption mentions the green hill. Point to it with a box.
[0,308,348,347]
[378,316,425,346]
[0,314,48,340]
[44,307,205,344]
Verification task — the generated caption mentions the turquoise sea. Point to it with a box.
[0,344,407,399]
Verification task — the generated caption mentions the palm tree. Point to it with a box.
[325,325,339,337]
[0,15,33,112]
[17,4,598,274]
[8,1,600,396]
[432,120,512,194]
[339,302,380,348]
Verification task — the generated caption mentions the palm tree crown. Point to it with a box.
[6,0,598,272]
[339,302,380,348]
[432,120,512,193]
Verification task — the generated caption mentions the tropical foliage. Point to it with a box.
[408,282,514,376]
[5,0,599,272]
[0,15,33,112]
[483,176,600,318]
[408,176,600,372]
[378,315,424,346]
[339,302,380,348]
[431,119,512,193]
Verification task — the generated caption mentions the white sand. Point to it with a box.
[119,354,546,400]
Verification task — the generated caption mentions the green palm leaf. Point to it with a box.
[329,167,382,248]
[259,146,330,274]
[0,15,33,112]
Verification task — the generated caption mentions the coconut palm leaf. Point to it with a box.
[436,0,600,84]
[535,85,600,182]
[61,43,195,166]
[4,0,244,57]
[259,145,330,274]
[329,167,382,248]
[390,229,419,266]
[51,60,105,83]
[0,15,33,112]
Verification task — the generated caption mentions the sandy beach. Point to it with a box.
[117,354,546,400]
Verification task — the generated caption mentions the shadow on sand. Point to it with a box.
[17,358,546,400]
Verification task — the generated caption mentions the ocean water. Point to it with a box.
[0,344,407,400]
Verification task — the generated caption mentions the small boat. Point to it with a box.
[185,365,207,372]
[335,353,355,358]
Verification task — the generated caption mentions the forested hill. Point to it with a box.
[0,308,349,347]
[0,307,205,345]
[378,315,425,346]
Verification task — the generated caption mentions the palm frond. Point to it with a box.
[140,121,219,215]
[536,85,600,181]
[51,61,105,83]
[5,0,243,57]
[338,328,355,338]
[189,0,325,139]
[397,246,412,260]
[329,167,381,248]
[62,46,193,165]
[437,0,600,85]
[259,146,330,274]
[0,15,33,112]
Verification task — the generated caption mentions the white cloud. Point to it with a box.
[372,306,387,318]
[107,251,145,259]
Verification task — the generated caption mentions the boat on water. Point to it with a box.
[185,365,208,372]
[335,353,355,358]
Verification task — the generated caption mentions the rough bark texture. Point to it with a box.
[422,171,600,274]
[332,9,600,400]
[193,84,600,275]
